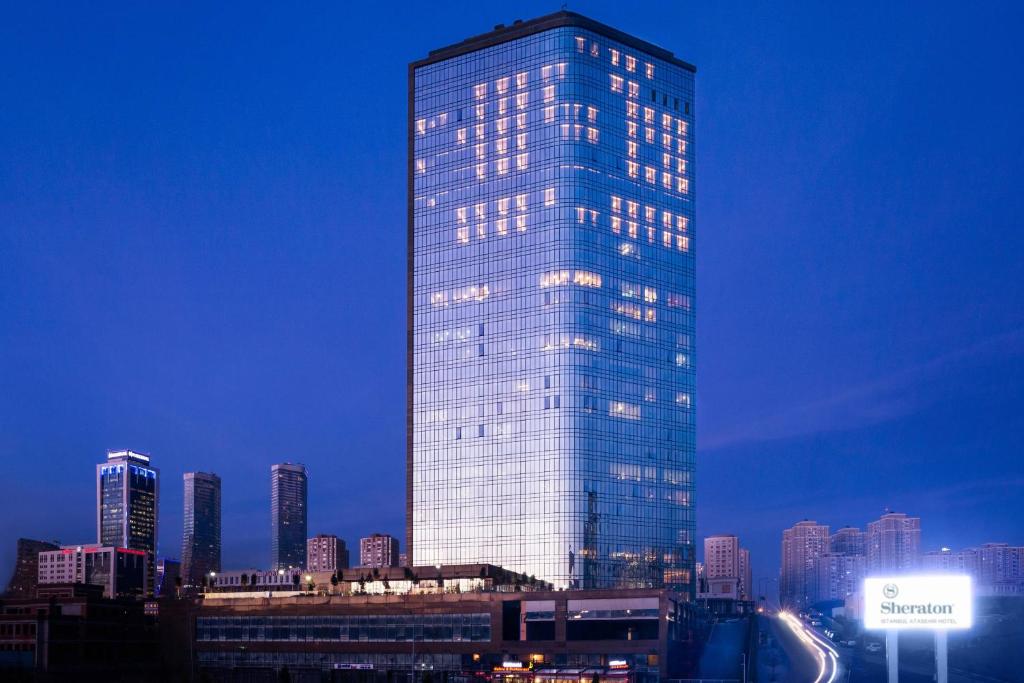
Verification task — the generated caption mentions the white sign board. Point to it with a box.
[863,575,973,631]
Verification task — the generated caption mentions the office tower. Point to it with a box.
[4,538,59,598]
[182,472,222,586]
[97,450,158,592]
[409,11,696,592]
[866,511,920,573]
[155,558,181,597]
[271,463,308,570]
[38,544,148,598]
[780,520,829,609]
[360,533,400,568]
[307,534,350,573]
[829,526,866,556]
[738,547,752,601]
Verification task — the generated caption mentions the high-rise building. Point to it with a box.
[97,450,158,592]
[409,11,696,592]
[866,511,920,573]
[156,557,181,597]
[780,520,829,609]
[38,544,149,598]
[271,463,308,570]
[829,526,866,556]
[738,547,752,602]
[307,534,350,573]
[816,553,866,602]
[922,543,1024,595]
[360,533,400,568]
[182,472,222,586]
[703,535,751,600]
[4,538,59,598]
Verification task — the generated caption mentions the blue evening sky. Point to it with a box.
[1,1,1022,588]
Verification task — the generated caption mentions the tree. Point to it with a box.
[330,573,339,591]
[241,574,249,588]
[251,573,258,589]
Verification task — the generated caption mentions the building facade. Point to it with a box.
[4,538,58,598]
[97,449,158,592]
[182,471,222,586]
[866,512,920,573]
[359,533,399,568]
[410,11,696,592]
[308,534,350,573]
[37,544,149,598]
[156,557,181,597]
[816,553,865,602]
[738,547,751,602]
[829,527,866,556]
[780,521,829,609]
[271,463,308,570]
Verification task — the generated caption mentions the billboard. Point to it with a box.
[863,575,973,631]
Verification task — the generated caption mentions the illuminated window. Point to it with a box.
[620,242,635,256]
[586,127,599,143]
[627,141,638,158]
[576,207,586,223]
[662,133,672,148]
[627,121,638,137]
[497,198,510,215]
[474,143,486,160]
[474,203,486,219]
[516,72,528,89]
[476,222,487,239]
[516,153,529,170]
[516,92,528,110]
[496,218,508,235]
[456,207,467,224]
[496,77,509,94]
[646,62,654,79]
[677,177,689,194]
[647,226,656,243]
[663,230,672,247]
[475,163,486,181]
[438,112,448,126]
[516,133,528,150]
[560,123,570,139]
[677,138,687,154]
[662,152,672,168]
[556,62,566,78]
[611,196,622,213]
[516,113,527,130]
[611,216,622,233]
[587,106,597,122]
[496,137,508,155]
[473,104,485,121]
[625,55,636,72]
[644,107,654,123]
[415,158,425,174]
[575,36,585,52]
[677,158,686,173]
[543,85,556,103]
[645,166,656,183]
[662,171,672,189]
[610,74,624,93]
[539,270,569,287]
[590,42,599,57]
[628,81,639,98]
[496,158,509,175]
[415,119,426,135]
[475,124,485,140]
[456,127,467,144]
[496,117,509,135]
[541,64,554,80]
[609,48,620,65]
[626,200,638,217]
[515,194,528,211]
[627,101,639,118]
[543,106,555,124]
[677,215,688,231]
[589,209,598,225]
[677,119,689,136]
[644,287,657,303]
[661,211,672,228]
[677,235,689,252]
[544,188,556,206]
[645,127,655,143]
[456,227,469,244]
[516,215,527,232]
[645,206,656,222]
[628,221,638,239]
[610,400,640,419]
[498,97,509,115]
[645,308,656,322]
[474,83,487,99]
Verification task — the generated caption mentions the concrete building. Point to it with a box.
[780,520,829,609]
[37,544,149,598]
[409,11,697,592]
[155,557,181,597]
[866,511,920,573]
[4,538,59,598]
[307,534,350,573]
[271,463,308,570]
[830,526,866,556]
[816,553,866,602]
[738,547,752,602]
[359,533,399,568]
[97,449,158,592]
[924,543,1024,595]
[703,535,751,600]
[182,471,221,586]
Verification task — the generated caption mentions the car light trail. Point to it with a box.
[779,612,840,683]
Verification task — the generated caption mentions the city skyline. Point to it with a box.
[2,1,1022,592]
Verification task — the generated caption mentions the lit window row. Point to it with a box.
[609,401,641,420]
[429,284,491,307]
[575,207,600,225]
[541,333,599,351]
[611,197,690,231]
[538,270,602,288]
[560,124,600,143]
[577,36,653,79]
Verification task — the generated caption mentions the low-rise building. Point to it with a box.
[37,544,149,598]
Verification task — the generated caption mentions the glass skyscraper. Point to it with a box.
[271,463,308,570]
[97,449,159,592]
[182,471,222,586]
[409,12,695,593]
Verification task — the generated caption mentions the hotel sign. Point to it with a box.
[863,575,972,631]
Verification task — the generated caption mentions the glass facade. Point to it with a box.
[182,471,222,585]
[97,451,158,554]
[411,20,695,593]
[271,463,308,570]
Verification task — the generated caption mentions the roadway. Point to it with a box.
[764,612,842,683]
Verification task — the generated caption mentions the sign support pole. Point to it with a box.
[935,631,948,683]
[886,630,899,683]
